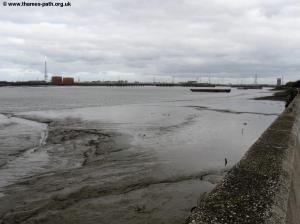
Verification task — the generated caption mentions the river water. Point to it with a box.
[0,86,284,224]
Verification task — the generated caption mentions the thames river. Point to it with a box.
[0,87,284,224]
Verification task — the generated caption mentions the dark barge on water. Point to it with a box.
[190,88,231,93]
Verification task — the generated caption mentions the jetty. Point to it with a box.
[232,85,263,89]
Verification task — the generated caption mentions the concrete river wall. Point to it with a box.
[187,95,300,224]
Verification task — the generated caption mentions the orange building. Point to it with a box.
[51,76,62,85]
[63,77,74,85]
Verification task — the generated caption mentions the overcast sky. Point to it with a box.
[0,0,300,83]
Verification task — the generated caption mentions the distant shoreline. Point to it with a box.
[0,81,276,88]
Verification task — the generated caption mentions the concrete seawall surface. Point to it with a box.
[187,95,300,224]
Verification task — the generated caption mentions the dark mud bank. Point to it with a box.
[187,95,300,224]
[0,116,225,224]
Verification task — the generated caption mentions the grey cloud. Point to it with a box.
[0,0,300,82]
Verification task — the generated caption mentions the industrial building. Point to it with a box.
[62,77,74,85]
[277,78,282,86]
[51,76,74,85]
[51,76,63,85]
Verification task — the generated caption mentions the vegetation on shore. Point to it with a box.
[255,80,300,105]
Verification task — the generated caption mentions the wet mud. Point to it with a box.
[187,106,280,116]
[0,116,222,224]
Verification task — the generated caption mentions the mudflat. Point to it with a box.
[0,87,284,223]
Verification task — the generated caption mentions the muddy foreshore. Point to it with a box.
[0,116,223,224]
[0,87,285,224]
